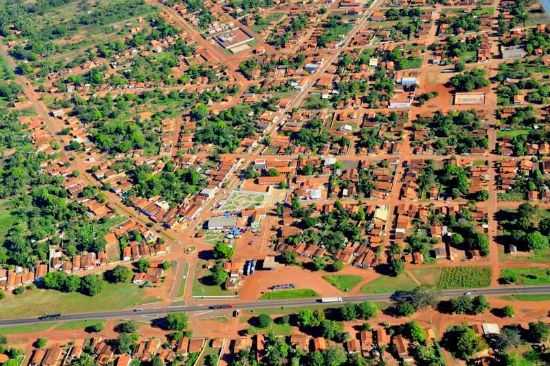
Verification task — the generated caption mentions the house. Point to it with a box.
[313,338,327,351]
[346,339,360,354]
[290,334,309,350]
[41,346,63,366]
[116,354,132,366]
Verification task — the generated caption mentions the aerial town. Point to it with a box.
[0,0,549,365]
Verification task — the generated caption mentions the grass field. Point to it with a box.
[203,230,226,245]
[501,268,550,286]
[0,284,158,319]
[260,288,318,300]
[437,267,492,289]
[409,268,442,287]
[246,322,292,336]
[53,320,106,331]
[497,129,530,139]
[0,323,53,335]
[323,275,363,292]
[500,294,550,302]
[361,273,418,294]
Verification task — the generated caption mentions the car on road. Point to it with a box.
[391,291,413,302]
[38,313,61,321]
[208,304,233,310]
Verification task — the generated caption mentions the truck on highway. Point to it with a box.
[38,313,61,321]
[319,297,343,303]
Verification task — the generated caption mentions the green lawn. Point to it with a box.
[0,283,158,319]
[323,275,363,292]
[501,268,550,286]
[361,273,418,294]
[437,267,492,289]
[260,288,318,300]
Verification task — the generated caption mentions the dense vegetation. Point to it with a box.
[127,161,205,207]
[285,200,369,253]
[413,111,488,154]
[497,203,550,253]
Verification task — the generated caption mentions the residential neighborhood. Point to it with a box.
[0,0,549,365]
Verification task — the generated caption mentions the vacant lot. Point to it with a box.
[323,275,363,292]
[0,284,158,319]
[437,267,492,289]
[260,288,318,300]
[501,268,550,286]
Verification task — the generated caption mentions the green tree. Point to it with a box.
[527,321,549,343]
[405,321,427,344]
[165,313,188,331]
[502,305,515,318]
[395,302,416,317]
[105,265,133,283]
[471,295,489,314]
[338,304,357,321]
[442,325,485,359]
[213,242,234,260]
[255,314,272,329]
[84,323,104,333]
[117,321,137,333]
[210,262,228,286]
[134,258,150,273]
[327,260,344,272]
[356,301,378,319]
[191,103,209,121]
[280,251,297,265]
[79,275,104,296]
[117,333,138,354]
[526,231,549,251]
[34,338,47,349]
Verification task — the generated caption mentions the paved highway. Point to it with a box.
[1,285,549,327]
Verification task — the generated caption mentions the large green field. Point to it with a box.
[361,267,491,294]
[323,275,363,292]
[361,273,418,294]
[437,267,492,289]
[0,283,158,319]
